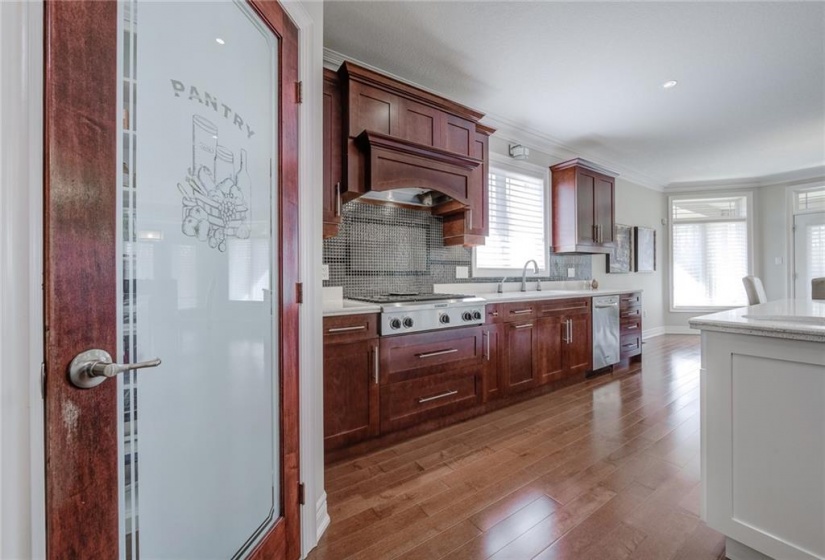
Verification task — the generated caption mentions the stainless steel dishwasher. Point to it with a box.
[592,295,620,369]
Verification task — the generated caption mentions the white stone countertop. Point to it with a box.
[322,284,643,317]
[689,299,825,342]
[322,299,382,317]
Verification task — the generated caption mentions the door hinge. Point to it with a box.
[298,482,305,506]
[40,362,46,400]
[295,81,303,104]
[296,282,303,304]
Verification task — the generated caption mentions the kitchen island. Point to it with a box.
[690,300,825,560]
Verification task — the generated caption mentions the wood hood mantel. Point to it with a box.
[356,130,481,205]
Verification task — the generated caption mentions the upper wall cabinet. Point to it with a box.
[323,61,494,246]
[550,158,617,254]
[323,69,343,238]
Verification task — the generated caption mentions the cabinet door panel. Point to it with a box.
[504,322,538,392]
[537,315,564,384]
[349,82,398,137]
[594,176,614,244]
[323,340,379,449]
[482,326,502,401]
[564,313,592,377]
[399,99,442,147]
[445,115,474,156]
[323,72,342,237]
[576,171,596,244]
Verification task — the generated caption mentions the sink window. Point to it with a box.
[473,161,548,277]
[669,192,753,310]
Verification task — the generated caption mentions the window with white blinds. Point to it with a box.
[794,186,825,213]
[670,194,751,309]
[473,165,547,276]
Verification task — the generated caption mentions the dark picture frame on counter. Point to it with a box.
[634,226,656,272]
[608,224,632,273]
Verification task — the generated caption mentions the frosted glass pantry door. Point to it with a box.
[120,1,279,558]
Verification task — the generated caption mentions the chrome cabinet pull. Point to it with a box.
[514,323,533,329]
[511,309,532,315]
[569,319,573,344]
[335,181,342,217]
[70,349,161,389]
[327,325,366,333]
[417,348,459,359]
[418,390,458,404]
[626,325,638,330]
[373,346,379,384]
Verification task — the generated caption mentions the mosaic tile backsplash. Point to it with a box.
[323,200,592,297]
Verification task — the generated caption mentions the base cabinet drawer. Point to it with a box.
[620,316,642,335]
[620,333,641,358]
[381,368,481,432]
[381,326,482,380]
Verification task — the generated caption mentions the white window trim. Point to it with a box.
[668,190,755,313]
[472,154,550,278]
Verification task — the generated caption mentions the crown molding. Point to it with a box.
[481,114,668,191]
[665,165,825,192]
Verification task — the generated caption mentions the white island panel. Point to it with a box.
[701,330,825,560]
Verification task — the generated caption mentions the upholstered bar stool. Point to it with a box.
[812,277,825,300]
[742,276,768,305]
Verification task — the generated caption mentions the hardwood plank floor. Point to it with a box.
[308,335,726,560]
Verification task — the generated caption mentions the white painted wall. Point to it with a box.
[489,136,667,337]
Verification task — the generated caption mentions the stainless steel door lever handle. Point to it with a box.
[69,349,161,389]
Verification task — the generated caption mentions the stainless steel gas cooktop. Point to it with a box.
[349,293,486,335]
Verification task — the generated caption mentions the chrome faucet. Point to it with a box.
[520,259,540,292]
[497,276,509,293]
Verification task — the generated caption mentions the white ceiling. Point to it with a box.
[323,1,825,189]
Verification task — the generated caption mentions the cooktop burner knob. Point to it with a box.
[462,311,473,322]
[402,317,414,328]
[472,310,482,320]
[439,314,450,324]
[389,318,402,330]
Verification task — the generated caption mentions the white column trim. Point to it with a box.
[279,1,327,556]
[0,1,45,558]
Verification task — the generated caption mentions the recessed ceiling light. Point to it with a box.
[215,38,225,45]
[663,80,678,89]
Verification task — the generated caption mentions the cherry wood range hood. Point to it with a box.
[323,61,495,246]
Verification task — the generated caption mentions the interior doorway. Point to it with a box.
[793,211,825,299]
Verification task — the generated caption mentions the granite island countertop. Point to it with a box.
[689,299,825,342]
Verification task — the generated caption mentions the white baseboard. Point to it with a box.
[642,327,665,339]
[665,326,701,335]
[315,492,330,543]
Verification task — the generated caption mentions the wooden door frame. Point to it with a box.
[43,1,300,557]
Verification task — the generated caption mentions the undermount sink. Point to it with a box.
[742,314,825,326]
